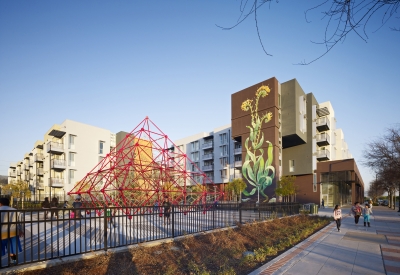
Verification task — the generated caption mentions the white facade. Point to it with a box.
[173,124,241,185]
[8,119,116,200]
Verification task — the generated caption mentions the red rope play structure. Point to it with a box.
[68,117,223,214]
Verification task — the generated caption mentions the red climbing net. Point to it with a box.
[68,117,223,214]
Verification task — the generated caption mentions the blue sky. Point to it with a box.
[1,1,399,192]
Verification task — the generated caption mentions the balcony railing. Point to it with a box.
[34,179,44,190]
[316,117,330,131]
[229,174,243,181]
[234,148,242,154]
[204,175,213,181]
[51,159,66,170]
[9,172,16,177]
[316,133,330,146]
[202,153,214,160]
[316,149,330,161]
[47,141,64,154]
[202,142,213,149]
[34,153,44,162]
[37,168,44,176]
[24,164,29,170]
[50,178,64,187]
[202,165,213,171]
[17,170,21,176]
[234,160,242,167]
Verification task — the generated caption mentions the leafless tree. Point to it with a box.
[363,125,400,210]
[367,179,385,203]
[217,0,400,64]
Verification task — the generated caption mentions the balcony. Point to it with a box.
[29,174,33,180]
[9,162,17,168]
[34,153,44,162]
[202,142,213,149]
[202,153,213,160]
[316,133,330,146]
[316,117,330,132]
[24,164,29,170]
[234,148,242,155]
[221,175,228,180]
[50,178,64,187]
[202,165,213,171]
[229,174,243,181]
[17,170,21,176]
[34,179,44,190]
[51,159,66,170]
[37,168,44,176]
[47,141,64,154]
[316,149,330,161]
[234,160,242,167]
[204,175,213,181]
[9,172,16,177]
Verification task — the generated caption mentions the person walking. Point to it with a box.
[350,202,362,225]
[72,196,82,219]
[50,197,59,219]
[363,203,373,227]
[41,197,50,219]
[106,203,116,228]
[321,198,325,209]
[162,197,172,225]
[0,198,23,264]
[333,205,342,232]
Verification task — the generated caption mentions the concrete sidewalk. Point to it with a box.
[249,206,400,275]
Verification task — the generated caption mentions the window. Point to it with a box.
[234,155,241,161]
[220,157,228,167]
[313,173,317,192]
[191,141,199,151]
[69,152,75,167]
[191,162,199,171]
[69,135,76,149]
[289,160,295,172]
[99,141,105,154]
[69,170,75,184]
[220,145,228,156]
[220,169,227,178]
[220,133,227,144]
[191,151,199,161]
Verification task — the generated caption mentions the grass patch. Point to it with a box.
[17,215,331,275]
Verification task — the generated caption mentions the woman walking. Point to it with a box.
[333,205,342,232]
[363,203,373,227]
[350,202,362,225]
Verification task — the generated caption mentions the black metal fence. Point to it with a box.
[0,202,300,268]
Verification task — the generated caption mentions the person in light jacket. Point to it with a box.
[333,205,342,232]
[363,203,373,227]
[0,198,22,264]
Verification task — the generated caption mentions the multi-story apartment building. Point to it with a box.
[173,125,243,187]
[8,120,116,200]
[231,77,364,207]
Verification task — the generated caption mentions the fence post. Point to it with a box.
[239,202,242,224]
[212,205,215,229]
[171,205,175,238]
[104,205,108,252]
[258,203,261,220]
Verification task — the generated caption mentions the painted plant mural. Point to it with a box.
[241,86,275,202]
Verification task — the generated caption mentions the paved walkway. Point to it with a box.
[249,206,400,275]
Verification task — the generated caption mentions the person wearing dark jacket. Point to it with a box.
[41,197,50,219]
[50,197,59,219]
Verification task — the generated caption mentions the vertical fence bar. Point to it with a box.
[171,205,175,238]
[103,205,107,252]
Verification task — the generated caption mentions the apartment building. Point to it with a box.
[231,77,364,207]
[8,120,116,200]
[173,125,243,188]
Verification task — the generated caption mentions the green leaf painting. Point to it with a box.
[240,86,275,201]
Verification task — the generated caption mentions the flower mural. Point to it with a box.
[241,85,275,202]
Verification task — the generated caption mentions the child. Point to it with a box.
[333,205,342,232]
[363,203,373,227]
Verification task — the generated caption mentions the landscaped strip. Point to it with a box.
[19,215,332,275]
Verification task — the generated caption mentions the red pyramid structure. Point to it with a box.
[68,117,223,213]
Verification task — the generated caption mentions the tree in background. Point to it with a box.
[226,178,247,202]
[2,180,31,208]
[368,179,385,203]
[275,175,297,203]
[363,125,400,211]
[218,0,399,64]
